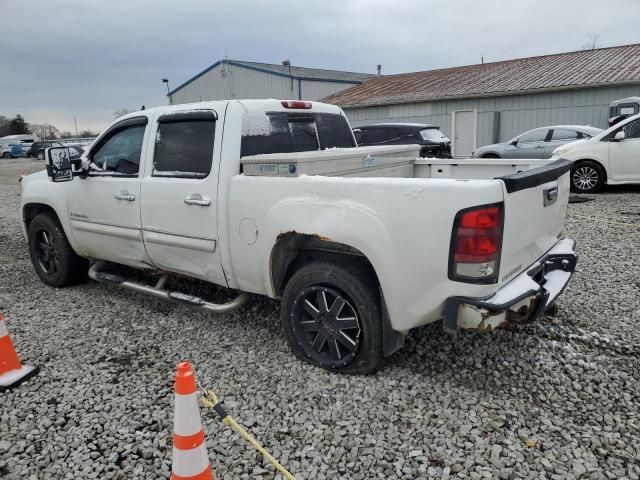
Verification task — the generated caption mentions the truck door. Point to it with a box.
[609,117,640,181]
[140,109,227,286]
[66,116,150,267]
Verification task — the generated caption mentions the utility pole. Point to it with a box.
[73,115,79,137]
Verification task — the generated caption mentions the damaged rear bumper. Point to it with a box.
[443,238,577,333]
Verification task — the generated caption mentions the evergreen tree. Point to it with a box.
[9,114,30,134]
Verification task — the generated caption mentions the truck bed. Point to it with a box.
[241,144,552,181]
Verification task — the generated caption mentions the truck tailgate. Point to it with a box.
[496,159,573,285]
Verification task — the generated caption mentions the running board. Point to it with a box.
[88,261,249,313]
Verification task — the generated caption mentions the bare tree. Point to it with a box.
[31,123,59,140]
[581,33,600,50]
[114,108,131,119]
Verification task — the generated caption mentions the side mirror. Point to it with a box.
[510,139,518,146]
[45,147,73,182]
[614,131,626,142]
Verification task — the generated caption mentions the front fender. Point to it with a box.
[20,172,80,252]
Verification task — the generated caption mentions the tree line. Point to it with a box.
[0,114,97,140]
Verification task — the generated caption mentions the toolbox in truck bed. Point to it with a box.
[241,145,420,177]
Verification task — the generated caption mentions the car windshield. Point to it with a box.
[419,128,449,142]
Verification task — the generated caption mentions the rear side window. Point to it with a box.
[240,112,355,157]
[551,129,580,141]
[518,129,548,143]
[363,127,394,144]
[153,119,215,178]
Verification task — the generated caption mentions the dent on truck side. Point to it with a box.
[263,196,394,298]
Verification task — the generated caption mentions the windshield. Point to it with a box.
[419,128,449,142]
[240,112,355,157]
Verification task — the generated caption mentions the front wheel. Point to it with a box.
[570,161,605,194]
[28,213,88,287]
[2,152,10,159]
[281,261,383,374]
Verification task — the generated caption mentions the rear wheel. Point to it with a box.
[281,261,383,374]
[570,161,605,194]
[482,153,500,159]
[2,152,10,159]
[37,152,44,160]
[28,213,88,287]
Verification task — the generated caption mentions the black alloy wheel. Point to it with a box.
[34,228,60,276]
[291,286,361,367]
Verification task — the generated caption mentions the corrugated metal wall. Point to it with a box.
[169,63,360,104]
[344,84,640,148]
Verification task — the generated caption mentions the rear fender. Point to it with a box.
[263,197,394,300]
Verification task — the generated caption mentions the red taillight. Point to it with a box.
[281,100,312,109]
[450,204,503,283]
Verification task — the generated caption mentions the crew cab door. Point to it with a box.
[140,110,227,286]
[609,117,640,181]
[65,116,150,267]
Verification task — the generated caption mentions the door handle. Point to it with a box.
[543,185,559,207]
[184,193,211,206]
[114,192,135,201]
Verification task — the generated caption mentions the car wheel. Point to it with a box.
[482,153,500,159]
[37,152,44,160]
[281,260,383,374]
[2,152,10,159]
[570,161,605,194]
[28,213,88,287]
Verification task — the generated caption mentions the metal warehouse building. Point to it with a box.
[168,59,375,105]
[322,44,640,157]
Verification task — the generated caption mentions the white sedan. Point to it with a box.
[552,113,640,193]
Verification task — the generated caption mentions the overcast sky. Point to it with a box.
[2,0,640,133]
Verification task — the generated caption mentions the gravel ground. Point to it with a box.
[1,157,639,480]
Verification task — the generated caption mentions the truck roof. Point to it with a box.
[121,99,344,120]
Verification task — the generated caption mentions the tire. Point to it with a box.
[281,260,383,374]
[2,152,10,159]
[37,152,44,160]
[28,213,88,287]
[570,161,605,194]
[482,153,500,159]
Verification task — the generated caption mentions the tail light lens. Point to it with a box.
[281,100,312,109]
[449,203,503,283]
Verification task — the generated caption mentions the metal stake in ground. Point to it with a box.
[198,383,297,480]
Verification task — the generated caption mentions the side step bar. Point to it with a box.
[88,261,249,314]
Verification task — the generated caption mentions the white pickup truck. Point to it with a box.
[20,99,577,373]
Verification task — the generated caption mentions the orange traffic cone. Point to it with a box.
[0,312,39,391]
[171,361,214,480]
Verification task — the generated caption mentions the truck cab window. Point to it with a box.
[92,126,145,175]
[240,112,355,157]
[153,119,216,178]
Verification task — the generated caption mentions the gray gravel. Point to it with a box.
[1,157,639,480]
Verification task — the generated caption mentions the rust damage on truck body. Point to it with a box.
[457,293,543,332]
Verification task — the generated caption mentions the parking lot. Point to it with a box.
[0,157,639,479]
